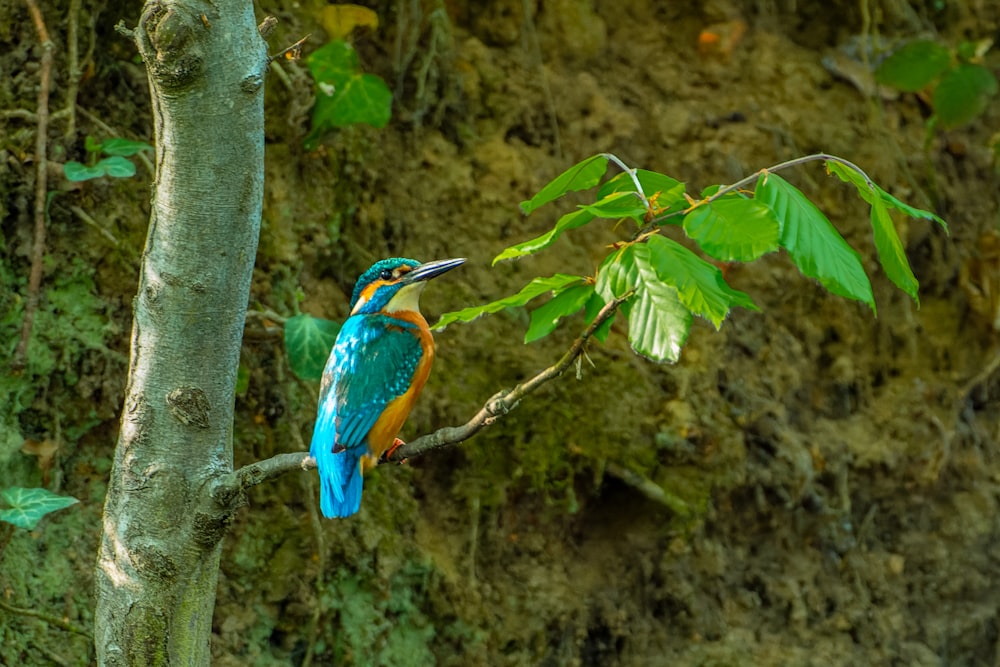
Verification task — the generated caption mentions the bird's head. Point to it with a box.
[350,257,465,316]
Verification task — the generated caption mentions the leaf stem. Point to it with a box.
[0,598,94,639]
[601,152,650,211]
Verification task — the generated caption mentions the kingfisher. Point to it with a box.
[310,256,465,518]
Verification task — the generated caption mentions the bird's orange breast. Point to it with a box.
[362,310,435,468]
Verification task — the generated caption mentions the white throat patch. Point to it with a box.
[384,282,427,313]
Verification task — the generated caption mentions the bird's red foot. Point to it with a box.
[379,437,408,465]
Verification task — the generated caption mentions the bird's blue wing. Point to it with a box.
[310,315,423,517]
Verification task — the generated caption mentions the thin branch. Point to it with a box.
[13,0,55,371]
[75,106,155,177]
[0,598,94,639]
[268,34,310,64]
[245,308,287,325]
[654,152,877,225]
[604,462,691,516]
[390,292,632,461]
[221,292,632,493]
[64,0,81,140]
[68,205,119,245]
[602,152,649,210]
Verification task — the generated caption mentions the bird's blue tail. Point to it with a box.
[314,446,364,518]
[311,405,365,518]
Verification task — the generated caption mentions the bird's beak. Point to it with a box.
[402,257,466,284]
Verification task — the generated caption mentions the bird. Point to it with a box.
[309,256,465,518]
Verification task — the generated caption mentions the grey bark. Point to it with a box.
[94,1,267,664]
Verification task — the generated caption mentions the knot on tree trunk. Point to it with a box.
[166,386,211,428]
[138,2,203,89]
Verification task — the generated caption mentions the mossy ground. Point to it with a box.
[2,0,1000,665]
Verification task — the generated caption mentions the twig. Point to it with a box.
[220,293,633,492]
[654,152,877,225]
[68,205,119,245]
[75,106,155,177]
[64,0,81,140]
[604,462,691,516]
[391,292,633,461]
[0,523,14,564]
[1,109,37,121]
[245,308,288,325]
[268,34,310,64]
[28,640,71,667]
[0,598,94,639]
[602,152,649,210]
[13,0,55,371]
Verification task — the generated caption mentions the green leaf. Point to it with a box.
[875,40,952,92]
[583,293,615,343]
[756,172,875,313]
[682,197,781,262]
[63,161,107,181]
[596,245,692,363]
[100,138,153,157]
[870,195,919,302]
[493,209,595,264]
[308,39,359,84]
[578,191,648,220]
[519,154,609,215]
[84,135,102,154]
[932,63,998,128]
[825,160,947,230]
[596,246,637,302]
[306,40,393,146]
[525,284,594,343]
[0,487,78,530]
[598,170,687,218]
[645,235,758,329]
[631,245,692,363]
[284,314,341,381]
[433,274,584,329]
[323,73,393,128]
[628,279,691,364]
[100,156,137,179]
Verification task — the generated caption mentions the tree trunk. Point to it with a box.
[94,1,266,664]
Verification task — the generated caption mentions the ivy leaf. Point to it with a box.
[433,274,584,329]
[308,39,358,86]
[525,283,595,343]
[284,314,341,381]
[100,156,137,179]
[645,235,758,329]
[324,73,393,127]
[520,154,609,215]
[682,197,781,262]
[932,63,998,129]
[756,172,875,313]
[578,191,648,220]
[598,170,687,219]
[493,209,595,264]
[63,161,107,182]
[825,160,947,231]
[100,138,153,157]
[306,40,392,147]
[875,40,951,92]
[870,195,919,303]
[0,487,78,530]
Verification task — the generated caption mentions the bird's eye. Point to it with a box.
[379,269,394,280]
